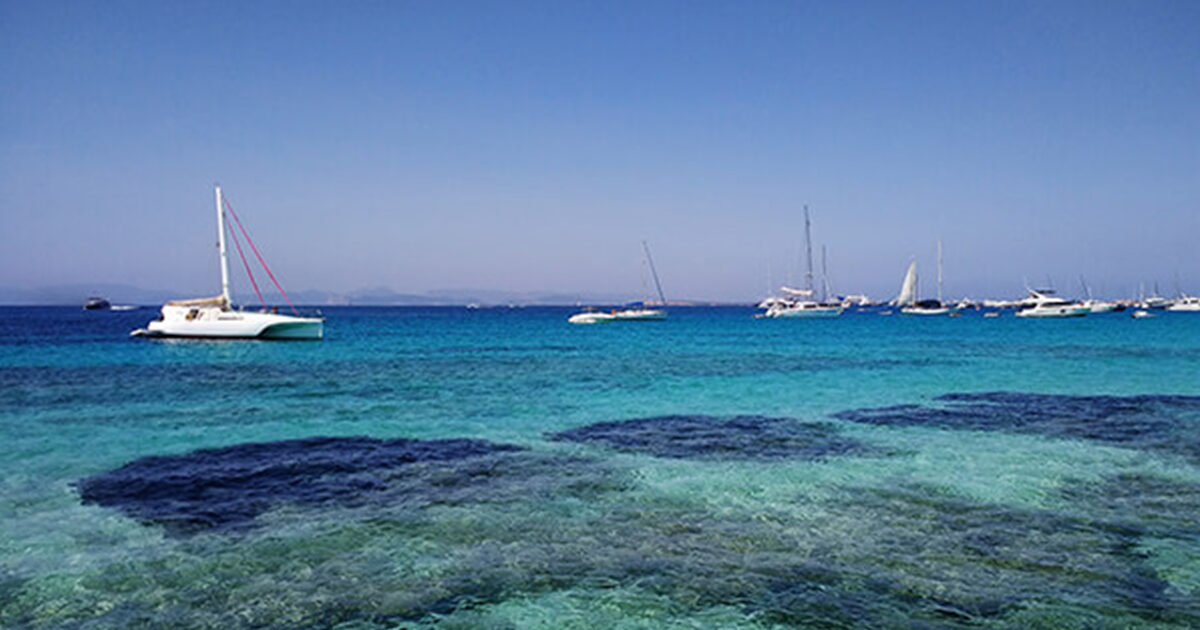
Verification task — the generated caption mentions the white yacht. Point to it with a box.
[1080,299,1120,314]
[1167,295,1200,312]
[1077,277,1119,313]
[762,287,844,318]
[132,186,324,340]
[1014,290,1089,318]
[759,206,844,319]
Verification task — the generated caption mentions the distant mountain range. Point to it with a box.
[0,284,715,306]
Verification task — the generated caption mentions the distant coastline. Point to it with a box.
[0,284,739,308]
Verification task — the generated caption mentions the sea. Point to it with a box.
[2,305,1199,629]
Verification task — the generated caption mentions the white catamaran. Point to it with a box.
[132,185,324,340]
[760,205,843,318]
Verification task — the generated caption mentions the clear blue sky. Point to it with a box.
[2,0,1197,302]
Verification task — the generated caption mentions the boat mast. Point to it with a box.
[821,244,830,303]
[803,205,814,294]
[936,239,943,303]
[642,240,667,307]
[215,184,232,308]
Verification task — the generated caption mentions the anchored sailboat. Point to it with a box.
[568,241,668,324]
[897,241,951,315]
[132,185,324,340]
[759,205,843,318]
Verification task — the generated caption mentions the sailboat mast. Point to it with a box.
[215,185,232,308]
[821,245,829,303]
[936,239,943,303]
[803,205,814,293]
[642,240,667,307]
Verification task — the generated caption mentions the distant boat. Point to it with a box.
[1132,309,1155,319]
[1138,283,1172,309]
[83,297,111,310]
[1167,295,1200,312]
[569,241,668,324]
[567,308,617,324]
[899,241,951,316]
[1078,276,1118,313]
[131,185,324,340]
[612,303,668,321]
[759,206,844,318]
[1014,289,1089,318]
[894,261,948,317]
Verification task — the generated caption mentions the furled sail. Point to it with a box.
[894,260,918,306]
[780,286,814,297]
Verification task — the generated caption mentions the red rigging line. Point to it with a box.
[221,196,299,315]
[223,212,267,309]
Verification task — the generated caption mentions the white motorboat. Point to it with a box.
[1080,299,1119,314]
[1014,290,1089,318]
[132,186,324,340]
[567,309,617,324]
[759,206,844,319]
[1167,295,1200,312]
[612,305,668,320]
[1077,277,1119,313]
[1132,309,1155,319]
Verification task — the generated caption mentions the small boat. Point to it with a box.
[567,309,617,324]
[612,303,668,320]
[1132,309,1155,319]
[83,296,111,310]
[132,185,323,340]
[1014,290,1089,318]
[983,311,1001,318]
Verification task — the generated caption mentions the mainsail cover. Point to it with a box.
[894,260,918,306]
[780,286,814,297]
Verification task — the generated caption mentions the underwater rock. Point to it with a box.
[548,414,877,461]
[74,436,579,536]
[834,392,1200,462]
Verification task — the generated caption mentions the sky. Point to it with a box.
[2,0,1197,303]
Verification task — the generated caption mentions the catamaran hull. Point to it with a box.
[764,306,844,318]
[137,310,324,339]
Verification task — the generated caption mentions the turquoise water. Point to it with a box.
[2,305,1199,628]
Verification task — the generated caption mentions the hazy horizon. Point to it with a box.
[3,1,1197,303]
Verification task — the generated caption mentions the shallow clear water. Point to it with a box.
[2,305,1199,628]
